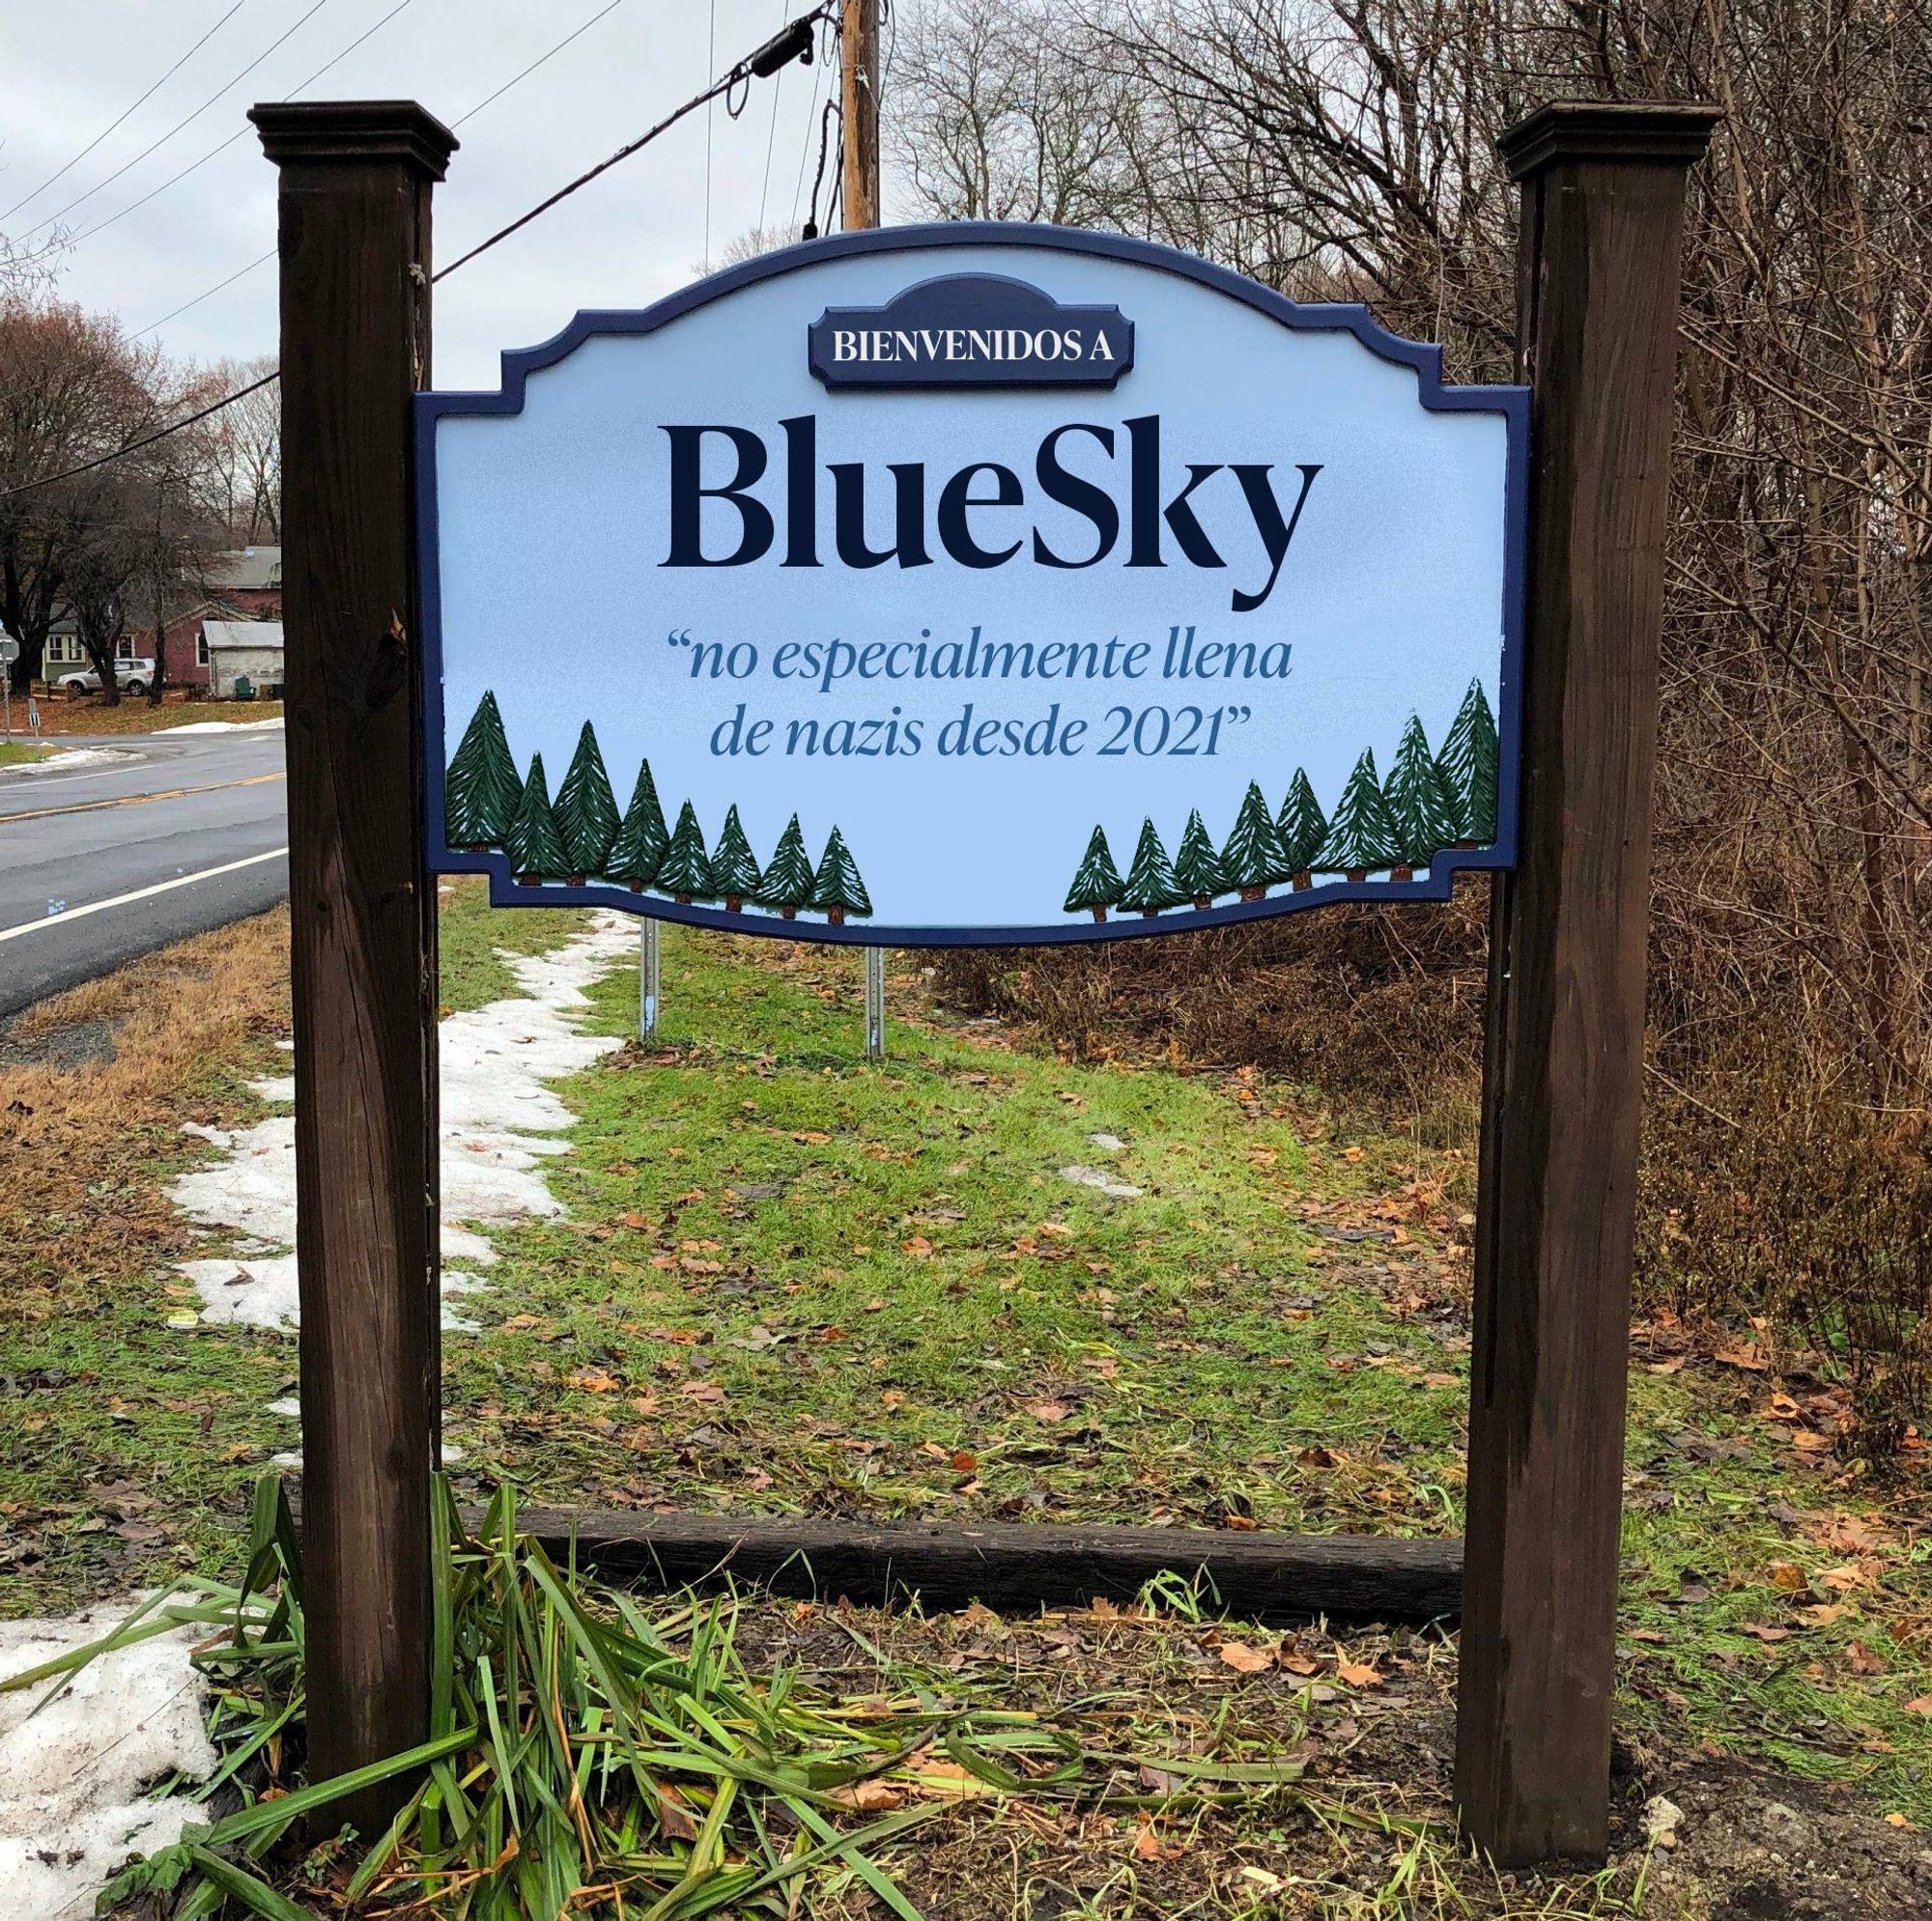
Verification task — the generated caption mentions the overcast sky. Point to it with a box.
[0,0,867,388]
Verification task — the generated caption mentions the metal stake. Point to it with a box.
[639,917,660,1038]
[865,945,885,1059]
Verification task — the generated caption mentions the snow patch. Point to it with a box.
[1087,1132,1127,1154]
[157,716,285,735]
[1061,1165,1145,1200]
[3,746,130,776]
[170,916,632,1329]
[0,1606,215,1921]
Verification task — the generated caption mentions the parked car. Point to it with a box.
[59,658,156,697]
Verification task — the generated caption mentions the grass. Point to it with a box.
[0,739,50,767]
[4,884,1932,1914]
[24,696,284,736]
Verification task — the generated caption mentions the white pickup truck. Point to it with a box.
[58,657,156,697]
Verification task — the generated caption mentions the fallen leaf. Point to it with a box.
[1902,1696,1932,1715]
[1026,1400,1070,1424]
[1768,1563,1807,1592]
[1216,1639,1274,1675]
[1335,1655,1382,1689]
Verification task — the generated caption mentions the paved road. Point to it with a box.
[0,727,288,1017]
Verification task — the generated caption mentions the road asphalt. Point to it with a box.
[0,725,289,1018]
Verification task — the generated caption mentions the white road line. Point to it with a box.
[0,846,289,944]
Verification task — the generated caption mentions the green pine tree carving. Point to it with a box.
[444,691,520,849]
[1384,714,1462,872]
[758,813,816,918]
[657,801,716,902]
[1173,807,1229,907]
[505,753,567,884]
[1220,782,1290,899]
[608,759,669,890]
[1276,770,1327,888]
[711,805,763,911]
[810,827,872,924]
[554,720,621,881]
[1315,749,1405,878]
[1064,825,1123,920]
[1437,678,1500,843]
[1119,817,1180,916]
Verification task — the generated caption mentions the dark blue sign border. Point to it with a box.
[414,221,1529,949]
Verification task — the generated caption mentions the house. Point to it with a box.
[203,620,285,698]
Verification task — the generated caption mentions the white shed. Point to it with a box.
[203,620,285,699]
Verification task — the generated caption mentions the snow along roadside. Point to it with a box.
[0,914,634,1921]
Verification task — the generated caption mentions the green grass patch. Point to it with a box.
[0,739,50,767]
[437,873,592,1011]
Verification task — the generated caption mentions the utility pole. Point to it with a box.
[842,0,886,1059]
[839,0,879,232]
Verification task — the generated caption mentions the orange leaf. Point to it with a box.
[1336,1655,1382,1689]
[1903,1696,1932,1715]
[1026,1399,1070,1424]
[1216,1639,1275,1675]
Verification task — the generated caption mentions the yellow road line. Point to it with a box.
[0,770,285,828]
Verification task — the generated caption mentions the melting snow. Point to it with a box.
[1061,1164,1145,1200]
[0,1607,216,1921]
[156,716,285,734]
[170,916,632,1328]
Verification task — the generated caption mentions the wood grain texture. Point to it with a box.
[251,99,456,1833]
[500,1509,1463,1622]
[1455,102,1717,1866]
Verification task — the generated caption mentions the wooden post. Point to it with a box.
[839,0,880,231]
[251,99,457,1829]
[1455,100,1715,1864]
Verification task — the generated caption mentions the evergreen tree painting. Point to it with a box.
[1119,818,1181,917]
[811,828,872,924]
[711,805,763,912]
[1384,714,1461,878]
[505,754,567,886]
[608,760,669,891]
[1437,678,1500,844]
[1276,770,1327,890]
[1173,808,1229,909]
[444,691,520,850]
[1315,750,1404,880]
[554,721,621,883]
[1064,826,1123,921]
[758,814,816,918]
[658,802,715,903]
[1220,782,1290,900]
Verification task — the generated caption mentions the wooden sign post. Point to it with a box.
[1456,100,1716,1863]
[257,93,1712,1864]
[251,100,457,1830]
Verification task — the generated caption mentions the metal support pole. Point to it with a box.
[639,917,660,1038]
[865,945,885,1060]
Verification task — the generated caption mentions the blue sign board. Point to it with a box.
[416,223,1527,946]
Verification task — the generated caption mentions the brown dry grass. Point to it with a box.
[1,908,292,1323]
[19,697,284,737]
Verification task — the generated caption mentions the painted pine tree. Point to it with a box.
[1220,782,1290,900]
[711,805,763,912]
[1173,808,1229,908]
[1437,678,1500,844]
[1384,714,1461,878]
[1276,770,1327,890]
[1119,818,1180,917]
[608,760,669,891]
[505,753,567,885]
[554,720,621,883]
[1315,749,1404,880]
[1064,825,1123,921]
[758,814,816,918]
[444,690,520,849]
[811,828,872,924]
[658,801,715,903]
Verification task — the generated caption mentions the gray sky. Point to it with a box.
[0,0,859,388]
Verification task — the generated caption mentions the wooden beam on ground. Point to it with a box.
[498,1509,1463,1623]
[1455,99,1718,1867]
[251,99,457,1834]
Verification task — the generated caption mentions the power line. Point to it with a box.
[0,0,258,223]
[59,0,419,256]
[20,0,335,240]
[452,0,631,128]
[757,0,788,232]
[0,4,830,501]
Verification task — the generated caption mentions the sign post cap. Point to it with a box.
[251,99,458,179]
[1498,99,1719,181]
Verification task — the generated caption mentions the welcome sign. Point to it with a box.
[416,224,1526,945]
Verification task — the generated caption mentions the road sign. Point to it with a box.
[0,635,19,664]
[417,228,1526,946]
